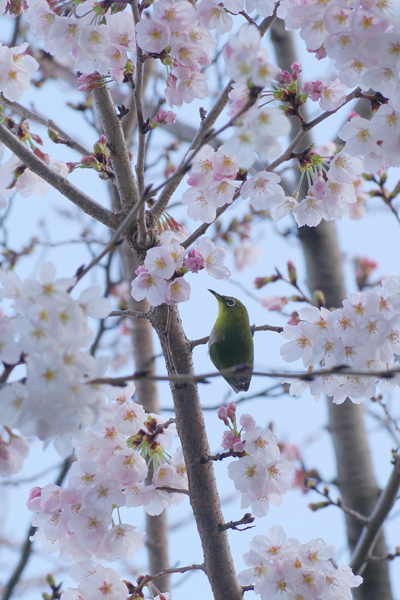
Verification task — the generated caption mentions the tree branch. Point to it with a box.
[350,452,400,576]
[93,85,138,210]
[133,563,205,593]
[0,94,91,157]
[131,0,148,245]
[151,79,234,219]
[0,121,112,227]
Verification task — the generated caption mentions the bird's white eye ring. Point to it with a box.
[226,299,236,307]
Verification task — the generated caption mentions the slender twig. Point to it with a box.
[182,202,235,249]
[151,79,235,219]
[198,382,288,410]
[0,462,63,487]
[304,88,362,131]
[0,363,18,383]
[200,450,246,463]
[156,486,190,496]
[219,513,255,531]
[350,452,400,575]
[69,195,146,289]
[309,483,368,523]
[89,363,400,387]
[9,14,21,47]
[254,324,284,333]
[371,396,400,441]
[367,550,400,562]
[154,417,176,434]
[189,336,209,349]
[189,323,283,349]
[133,564,205,593]
[0,122,112,227]
[0,95,92,157]
[109,309,150,319]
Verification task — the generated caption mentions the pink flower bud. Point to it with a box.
[302,81,314,95]
[77,73,105,92]
[217,405,228,420]
[226,402,236,419]
[291,62,302,75]
[287,311,299,326]
[221,429,235,449]
[233,441,245,452]
[135,265,148,276]
[347,110,361,121]
[283,71,292,84]
[27,486,42,512]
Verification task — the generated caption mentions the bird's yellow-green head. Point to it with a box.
[208,290,254,393]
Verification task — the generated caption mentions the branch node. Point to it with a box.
[219,513,255,531]
[117,104,131,119]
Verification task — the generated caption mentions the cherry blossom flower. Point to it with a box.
[131,270,168,306]
[195,237,231,280]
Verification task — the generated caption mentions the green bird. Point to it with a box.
[208,290,254,393]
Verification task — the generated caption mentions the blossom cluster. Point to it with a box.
[27,385,187,571]
[240,147,365,227]
[280,0,400,108]
[280,275,400,404]
[291,151,362,227]
[218,403,294,518]
[0,262,111,467]
[23,0,136,85]
[182,144,240,223]
[222,26,291,168]
[339,104,400,174]
[137,0,216,108]
[0,41,38,102]
[131,233,230,306]
[238,525,362,600]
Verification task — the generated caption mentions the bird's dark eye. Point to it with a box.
[226,299,236,307]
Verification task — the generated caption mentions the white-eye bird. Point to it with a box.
[208,290,254,393]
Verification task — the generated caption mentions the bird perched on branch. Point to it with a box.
[208,290,254,393]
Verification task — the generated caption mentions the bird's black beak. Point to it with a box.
[208,289,222,301]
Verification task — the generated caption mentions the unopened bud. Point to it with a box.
[47,128,59,143]
[281,105,296,117]
[217,406,228,423]
[308,501,329,511]
[226,402,236,419]
[297,92,308,105]
[81,155,102,172]
[46,574,55,587]
[287,260,297,285]
[314,290,325,307]
[273,89,289,102]
[254,275,279,289]
[31,133,43,145]
[124,59,135,74]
